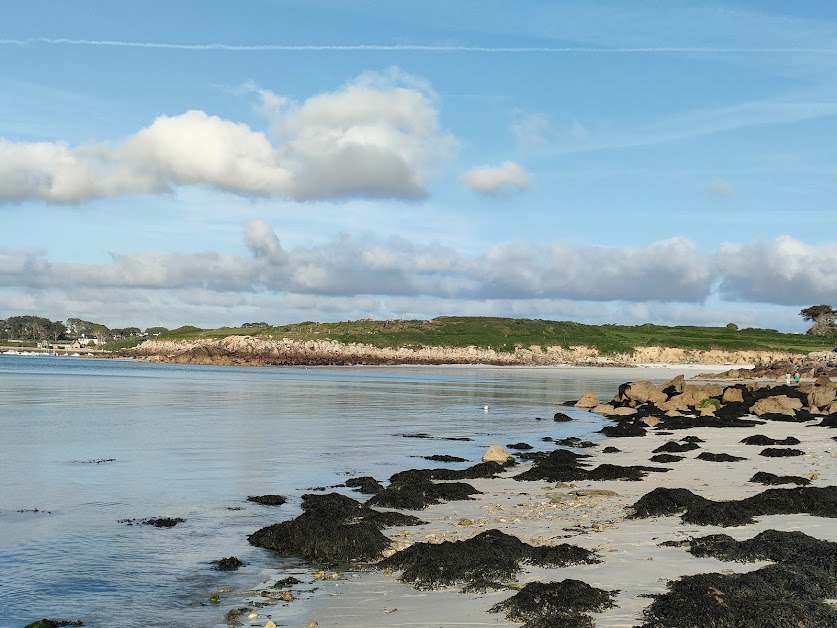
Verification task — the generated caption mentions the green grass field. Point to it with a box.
[104,317,836,356]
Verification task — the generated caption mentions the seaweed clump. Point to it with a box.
[344,476,384,494]
[248,493,425,564]
[247,494,287,506]
[378,528,600,592]
[759,447,805,457]
[489,579,619,628]
[649,454,684,464]
[422,454,468,462]
[740,434,800,446]
[366,469,482,510]
[629,486,837,527]
[653,441,700,454]
[696,452,746,462]
[641,564,837,627]
[749,471,810,486]
[514,449,663,483]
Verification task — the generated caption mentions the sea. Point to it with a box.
[0,355,683,628]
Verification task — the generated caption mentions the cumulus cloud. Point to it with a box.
[461,161,530,196]
[0,70,453,204]
[716,236,837,305]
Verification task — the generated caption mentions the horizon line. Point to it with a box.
[1,38,836,54]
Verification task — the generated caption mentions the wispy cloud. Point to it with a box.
[3,38,837,54]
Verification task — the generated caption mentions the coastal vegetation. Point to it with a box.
[3,314,836,356]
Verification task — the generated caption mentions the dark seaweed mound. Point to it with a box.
[749,471,810,486]
[489,579,619,628]
[553,412,574,422]
[555,437,597,448]
[379,529,600,592]
[641,564,837,627]
[430,461,510,480]
[422,454,468,462]
[657,415,763,430]
[653,441,700,453]
[248,493,425,564]
[599,422,647,437]
[759,448,805,457]
[213,556,244,571]
[247,494,287,506]
[630,486,837,527]
[23,621,84,628]
[513,448,659,482]
[740,434,800,446]
[818,414,837,427]
[366,469,482,510]
[602,446,621,454]
[344,476,384,494]
[681,436,704,442]
[507,442,534,450]
[650,454,684,463]
[696,452,746,462]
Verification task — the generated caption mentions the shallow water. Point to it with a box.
[0,356,672,627]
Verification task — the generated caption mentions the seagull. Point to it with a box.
[483,405,489,411]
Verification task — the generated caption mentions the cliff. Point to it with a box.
[124,335,803,368]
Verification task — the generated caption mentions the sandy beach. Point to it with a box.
[231,367,837,628]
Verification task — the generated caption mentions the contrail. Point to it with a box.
[2,38,835,54]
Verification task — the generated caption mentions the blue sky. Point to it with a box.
[2,0,837,332]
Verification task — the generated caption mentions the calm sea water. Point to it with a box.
[0,356,665,627]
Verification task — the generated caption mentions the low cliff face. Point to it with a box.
[125,335,799,367]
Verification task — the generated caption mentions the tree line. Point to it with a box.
[0,316,170,342]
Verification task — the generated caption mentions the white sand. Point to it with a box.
[237,382,837,627]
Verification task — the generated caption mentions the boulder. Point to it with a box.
[618,381,667,405]
[575,392,600,408]
[611,407,638,416]
[750,395,803,417]
[807,382,837,409]
[662,374,685,395]
[721,387,744,403]
[591,404,616,416]
[699,406,716,417]
[482,445,513,464]
[639,416,661,427]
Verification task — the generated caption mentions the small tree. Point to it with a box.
[801,305,837,336]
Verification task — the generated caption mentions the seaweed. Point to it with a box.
[681,436,705,443]
[657,415,763,430]
[650,454,685,463]
[430,461,510,480]
[599,422,647,437]
[378,529,600,591]
[507,442,534,450]
[555,437,597,448]
[248,493,424,564]
[818,414,837,427]
[553,412,574,422]
[513,449,654,482]
[366,469,481,510]
[749,471,810,486]
[653,441,700,453]
[213,556,244,571]
[759,448,805,457]
[630,486,837,527]
[344,476,384,494]
[641,564,837,627]
[602,446,621,453]
[696,452,746,462]
[247,494,287,506]
[422,454,468,462]
[489,579,619,628]
[739,434,800,446]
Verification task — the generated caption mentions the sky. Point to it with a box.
[2,0,837,332]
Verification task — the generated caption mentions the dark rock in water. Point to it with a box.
[24,621,84,628]
[749,471,810,486]
[653,441,700,453]
[344,476,384,494]
[118,517,185,527]
[740,434,801,446]
[514,449,654,482]
[600,422,647,437]
[555,437,597,448]
[553,412,574,422]
[489,579,619,627]
[247,494,287,506]
[760,448,805,457]
[422,454,468,463]
[650,454,684,463]
[681,436,704,442]
[214,556,244,571]
[366,468,482,510]
[507,442,534,450]
[631,485,837,527]
[541,436,553,441]
[378,528,600,592]
[640,563,837,628]
[696,452,747,462]
[248,493,425,564]
[602,446,621,454]
[399,433,473,441]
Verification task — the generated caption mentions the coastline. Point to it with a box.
[223,369,837,627]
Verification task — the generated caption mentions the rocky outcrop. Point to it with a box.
[123,335,798,368]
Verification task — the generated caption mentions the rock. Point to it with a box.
[808,382,837,409]
[665,410,683,417]
[722,387,744,403]
[214,556,244,571]
[619,381,667,405]
[482,445,513,463]
[750,395,803,416]
[591,404,616,416]
[662,374,685,395]
[640,416,661,427]
[699,406,716,417]
[611,407,638,416]
[575,392,600,408]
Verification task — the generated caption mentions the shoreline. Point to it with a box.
[222,369,837,627]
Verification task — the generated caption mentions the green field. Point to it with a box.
[107,317,836,356]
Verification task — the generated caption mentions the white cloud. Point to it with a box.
[461,161,530,196]
[0,70,453,204]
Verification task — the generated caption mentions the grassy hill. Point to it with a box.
[107,317,837,356]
